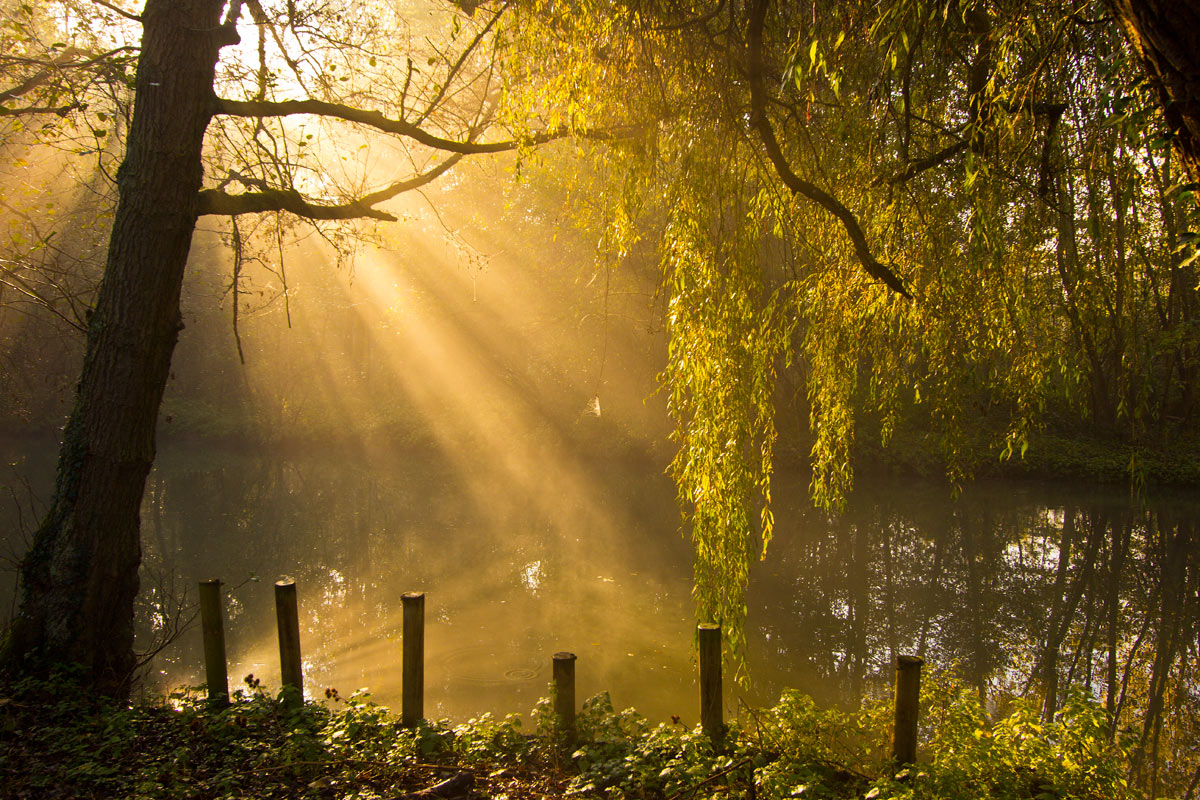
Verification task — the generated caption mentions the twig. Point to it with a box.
[665,757,753,800]
[249,758,475,774]
[389,771,473,800]
[90,0,142,22]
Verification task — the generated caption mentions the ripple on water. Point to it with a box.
[438,645,545,685]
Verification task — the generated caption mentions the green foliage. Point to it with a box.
[501,0,1200,668]
[749,690,879,799]
[0,673,549,799]
[893,681,1133,800]
[499,0,807,663]
[662,160,797,658]
[749,680,1133,800]
[560,677,1136,799]
[564,692,757,798]
[0,670,1147,800]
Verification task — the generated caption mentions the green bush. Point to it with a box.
[0,670,1139,800]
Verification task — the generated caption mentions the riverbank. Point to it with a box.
[1,672,1139,800]
[841,425,1200,489]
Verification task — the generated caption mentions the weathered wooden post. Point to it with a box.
[198,579,229,708]
[553,651,577,745]
[698,623,723,746]
[274,579,303,703]
[892,655,923,765]
[402,592,425,727]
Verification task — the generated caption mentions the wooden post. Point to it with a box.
[698,623,723,746]
[198,579,229,708]
[402,592,425,727]
[274,579,303,703]
[553,651,577,745]
[892,655,923,765]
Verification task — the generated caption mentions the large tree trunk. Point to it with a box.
[1109,0,1200,184]
[0,0,233,697]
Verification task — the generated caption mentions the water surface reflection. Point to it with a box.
[3,442,1196,791]
[138,443,694,722]
[135,449,1196,725]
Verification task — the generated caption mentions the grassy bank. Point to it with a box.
[1,671,1140,800]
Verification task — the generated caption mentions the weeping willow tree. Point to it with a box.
[497,0,1200,659]
[500,0,819,655]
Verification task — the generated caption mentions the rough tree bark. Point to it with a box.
[0,0,239,696]
[1109,0,1200,185]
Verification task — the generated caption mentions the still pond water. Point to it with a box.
[3,441,1197,769]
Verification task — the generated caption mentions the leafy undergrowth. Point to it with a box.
[0,672,1136,800]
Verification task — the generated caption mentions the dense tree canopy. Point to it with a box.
[496,0,1200,654]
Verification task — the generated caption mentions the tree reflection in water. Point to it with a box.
[749,475,1198,797]
[5,445,1193,796]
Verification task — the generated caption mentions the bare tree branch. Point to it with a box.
[0,50,80,104]
[199,187,396,220]
[0,266,88,333]
[0,104,77,117]
[213,96,634,153]
[415,1,509,125]
[197,152,464,219]
[243,0,309,92]
[0,46,139,105]
[89,0,143,22]
[877,140,969,186]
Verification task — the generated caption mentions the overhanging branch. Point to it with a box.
[90,0,142,22]
[0,104,77,117]
[213,96,634,153]
[197,153,463,220]
[0,46,138,105]
[199,187,396,220]
[747,0,911,298]
[877,140,969,186]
